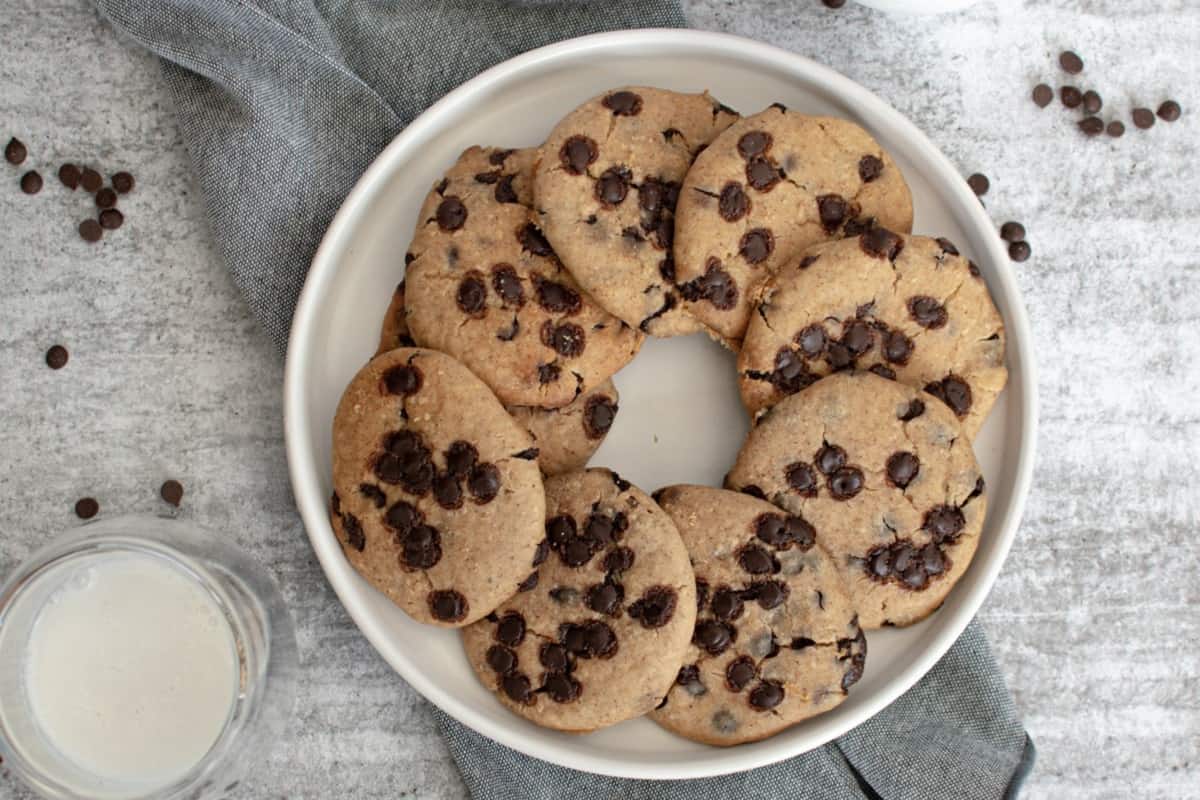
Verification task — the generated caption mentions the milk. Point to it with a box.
[23,551,239,791]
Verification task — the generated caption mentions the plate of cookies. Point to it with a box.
[284,29,1037,779]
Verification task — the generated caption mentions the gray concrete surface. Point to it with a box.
[0,1,1196,798]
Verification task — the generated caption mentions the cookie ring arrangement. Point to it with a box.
[331,86,1008,744]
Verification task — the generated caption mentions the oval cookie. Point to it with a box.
[508,379,619,476]
[534,87,739,336]
[739,232,1007,438]
[462,468,696,731]
[650,485,865,746]
[674,105,914,342]
[331,348,545,627]
[377,280,416,354]
[405,146,641,408]
[725,372,986,629]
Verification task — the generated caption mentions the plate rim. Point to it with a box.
[283,27,1038,779]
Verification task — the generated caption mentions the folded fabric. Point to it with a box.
[92,1,1034,796]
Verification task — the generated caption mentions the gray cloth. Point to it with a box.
[92,1,1034,797]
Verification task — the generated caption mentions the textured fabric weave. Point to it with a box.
[92,1,1033,797]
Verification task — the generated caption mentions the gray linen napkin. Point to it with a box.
[92,1,1035,797]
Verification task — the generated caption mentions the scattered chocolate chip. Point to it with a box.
[886,452,920,489]
[924,505,966,543]
[1157,100,1181,122]
[74,497,99,519]
[160,479,184,506]
[676,664,700,686]
[908,295,947,329]
[501,673,533,704]
[726,657,757,692]
[1106,120,1125,138]
[749,681,784,710]
[745,156,781,191]
[1008,240,1031,262]
[858,154,884,182]
[966,173,989,196]
[1060,86,1083,109]
[543,672,581,703]
[799,255,819,269]
[98,208,124,230]
[1132,108,1155,129]
[435,196,467,231]
[384,500,420,534]
[840,320,873,357]
[1079,116,1104,136]
[882,329,913,365]
[544,322,585,357]
[585,581,623,615]
[78,218,102,243]
[1059,50,1084,74]
[603,546,634,574]
[822,0,846,8]
[540,642,569,672]
[1032,84,1054,108]
[795,324,827,358]
[602,90,643,116]
[383,364,422,395]
[432,472,463,509]
[595,166,631,206]
[1082,90,1102,114]
[486,644,517,675]
[752,579,789,609]
[828,467,864,501]
[710,587,744,621]
[19,171,42,194]
[55,163,81,190]
[560,135,598,175]
[737,544,776,575]
[817,194,848,232]
[815,444,847,475]
[45,345,69,369]
[1000,221,1026,242]
[111,171,135,194]
[925,375,973,417]
[401,524,442,568]
[496,612,526,647]
[785,462,817,497]
[627,586,678,628]
[428,589,467,622]
[870,364,896,380]
[737,131,772,159]
[467,463,501,504]
[456,273,488,315]
[80,168,102,193]
[694,620,735,655]
[860,227,903,260]
[534,277,581,314]
[584,395,617,439]
[95,187,117,208]
[341,513,365,551]
[4,137,27,165]
[739,228,774,264]
[899,398,925,421]
[718,182,750,221]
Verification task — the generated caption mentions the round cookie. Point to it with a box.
[674,105,914,342]
[404,145,641,408]
[739,231,1007,438]
[508,380,619,476]
[462,468,697,731]
[533,87,739,336]
[725,372,986,629]
[376,280,416,355]
[650,485,865,746]
[331,348,545,627]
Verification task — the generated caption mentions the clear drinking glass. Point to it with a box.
[0,516,299,800]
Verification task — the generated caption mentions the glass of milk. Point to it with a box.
[0,516,298,799]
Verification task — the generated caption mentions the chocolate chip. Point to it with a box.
[737,131,772,159]
[726,657,757,691]
[1079,116,1104,136]
[1000,221,1026,242]
[826,341,852,371]
[519,224,554,258]
[561,537,596,568]
[817,194,848,232]
[545,322,585,357]
[384,500,421,534]
[841,320,873,357]
[354,483,385,510]
[710,587,744,621]
[99,209,123,230]
[828,467,864,501]
[602,90,643,116]
[584,395,617,439]
[595,166,631,206]
[925,374,973,417]
[1061,86,1083,109]
[694,620,735,655]
[496,612,526,647]
[560,135,598,175]
[401,524,441,568]
[785,516,816,550]
[935,237,959,256]
[822,0,846,7]
[870,364,896,381]
[95,187,117,208]
[966,173,989,196]
[72,496,99,519]
[1158,100,1182,122]
[676,664,700,686]
[1032,84,1053,108]
[924,505,966,543]
[584,513,615,547]
[739,485,766,500]
[718,182,750,221]
[795,324,827,358]
[603,546,634,574]
[56,163,81,190]
[546,514,576,548]
[754,514,788,547]
[19,171,42,194]
[737,544,776,575]
[341,513,365,551]
[540,643,569,672]
[443,441,478,479]
[860,227,903,260]
[1107,120,1125,138]
[886,452,920,489]
[1059,50,1084,74]
[430,197,468,234]
[467,463,501,503]
[80,168,102,193]
[908,295,947,329]
[432,472,463,509]
[1082,90,1102,114]
[799,255,819,269]
[628,586,678,628]
[428,589,466,622]
[785,462,818,496]
[501,673,533,704]
[1133,107,1157,129]
[78,218,102,243]
[751,580,788,610]
[815,444,846,476]
[543,672,581,703]
[695,578,709,611]
[922,543,945,575]
[486,645,517,675]
[739,228,774,264]
[746,156,781,191]
[858,154,884,183]
[1008,240,1031,262]
[898,398,925,421]
[456,273,488,315]
[585,581,623,615]
[534,277,581,314]
[382,364,422,395]
[749,681,784,710]
[45,345,68,369]
[883,329,913,364]
[111,171,135,194]
[4,137,26,165]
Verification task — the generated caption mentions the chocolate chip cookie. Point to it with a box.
[404,145,642,408]
[739,232,1007,438]
[650,485,865,745]
[331,348,546,627]
[674,105,914,342]
[462,468,696,731]
[508,379,619,476]
[725,372,986,629]
[376,280,416,354]
[533,87,739,337]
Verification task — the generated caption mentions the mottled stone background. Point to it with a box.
[0,1,1196,798]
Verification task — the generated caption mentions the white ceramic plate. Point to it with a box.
[284,29,1037,779]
